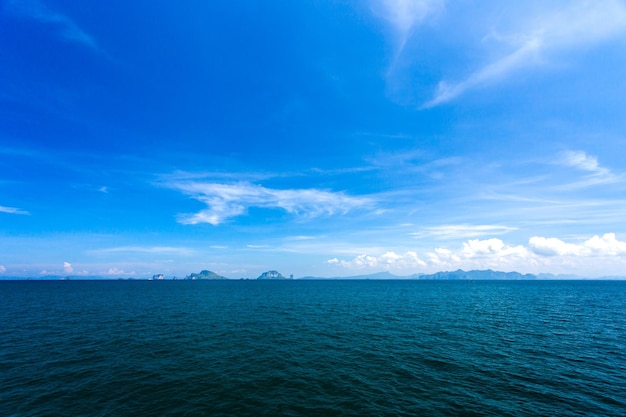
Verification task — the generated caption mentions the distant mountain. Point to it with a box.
[186,270,228,280]
[418,269,536,280]
[300,270,536,280]
[257,270,290,280]
[4,269,622,281]
[299,270,539,280]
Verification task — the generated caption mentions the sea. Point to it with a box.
[1,280,625,416]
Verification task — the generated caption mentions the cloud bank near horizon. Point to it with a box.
[328,233,626,276]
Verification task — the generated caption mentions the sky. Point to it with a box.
[1,0,626,278]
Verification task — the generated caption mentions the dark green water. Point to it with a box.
[1,280,625,416]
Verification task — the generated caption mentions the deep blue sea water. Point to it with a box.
[1,280,625,416]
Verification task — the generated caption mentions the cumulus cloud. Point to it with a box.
[461,238,529,258]
[4,0,101,52]
[529,236,583,256]
[585,233,626,255]
[168,181,372,225]
[425,1,626,106]
[0,205,30,215]
[63,262,73,274]
[530,233,626,257]
[424,239,531,271]
[329,240,529,273]
[107,268,136,276]
[0,265,6,273]
[329,233,626,276]
[328,251,426,269]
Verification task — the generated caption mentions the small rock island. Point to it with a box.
[257,270,291,280]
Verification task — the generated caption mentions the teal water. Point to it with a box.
[1,280,625,416]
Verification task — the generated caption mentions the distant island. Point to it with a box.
[3,268,626,281]
[257,270,292,280]
[300,269,536,280]
[185,270,228,280]
[418,269,536,280]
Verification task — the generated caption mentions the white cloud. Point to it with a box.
[373,0,444,38]
[424,38,542,107]
[562,150,607,174]
[412,224,517,239]
[5,0,100,52]
[528,236,583,256]
[105,268,137,276]
[530,233,626,257]
[533,0,626,48]
[425,1,626,106]
[168,181,372,225]
[425,239,531,271]
[93,246,196,256]
[327,250,426,270]
[0,205,30,215]
[0,265,6,273]
[558,151,623,188]
[287,235,317,241]
[461,238,529,258]
[63,262,73,274]
[330,233,626,276]
[372,0,445,80]
[585,233,626,255]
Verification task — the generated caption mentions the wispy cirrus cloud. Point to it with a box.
[424,38,542,107]
[424,1,626,107]
[372,0,445,83]
[559,150,624,188]
[411,224,517,239]
[372,0,445,48]
[167,181,373,225]
[0,205,30,215]
[93,246,197,256]
[562,150,606,173]
[4,0,101,52]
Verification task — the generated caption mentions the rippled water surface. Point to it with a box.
[2,280,625,416]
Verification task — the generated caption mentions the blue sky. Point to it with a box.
[2,0,626,278]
